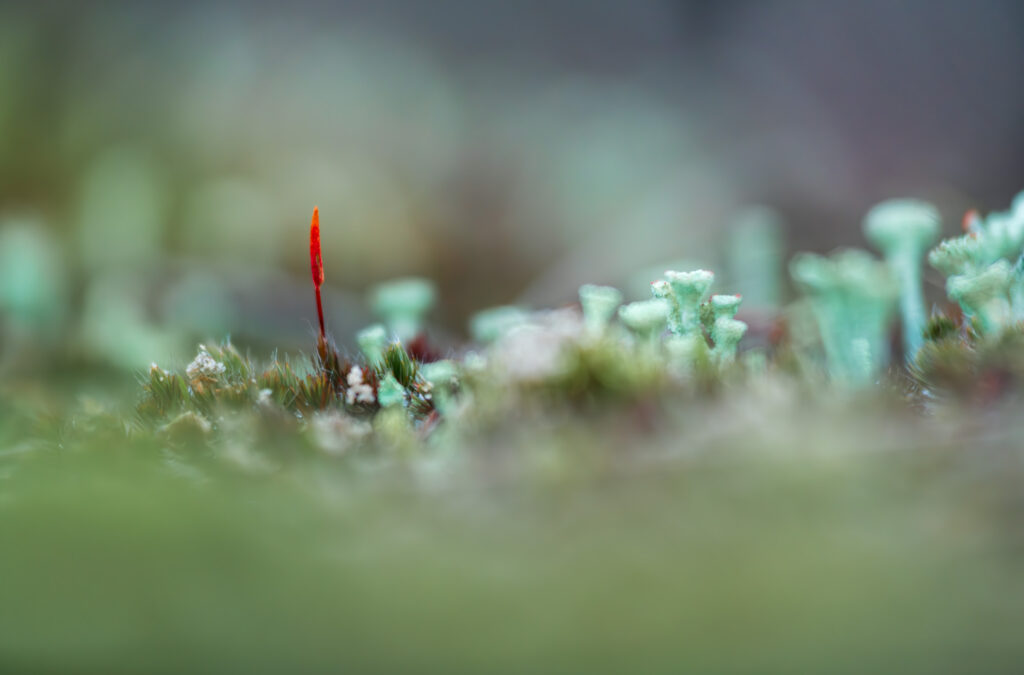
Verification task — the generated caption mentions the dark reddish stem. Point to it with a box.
[310,206,326,339]
[315,287,325,340]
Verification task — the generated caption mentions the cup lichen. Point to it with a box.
[863,199,940,360]
[790,249,897,386]
[369,277,437,342]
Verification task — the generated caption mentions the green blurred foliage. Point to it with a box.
[4,382,1024,673]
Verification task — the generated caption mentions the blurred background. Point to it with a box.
[3,0,1024,374]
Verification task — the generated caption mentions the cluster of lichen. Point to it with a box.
[139,265,759,443]
[927,195,1024,333]
[790,249,898,386]
[911,193,1024,399]
[786,193,1024,395]
[137,189,1024,447]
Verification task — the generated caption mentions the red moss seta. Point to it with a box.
[962,209,981,235]
[310,206,325,339]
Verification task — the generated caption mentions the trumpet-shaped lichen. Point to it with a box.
[578,284,623,338]
[647,269,747,373]
[664,269,714,336]
[369,277,437,341]
[469,305,530,344]
[357,324,388,366]
[136,189,1024,448]
[946,260,1012,334]
[618,298,669,342]
[863,199,940,360]
[709,294,747,365]
[726,207,784,308]
[790,249,897,386]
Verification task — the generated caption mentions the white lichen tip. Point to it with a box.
[712,317,748,363]
[578,284,623,334]
[714,318,747,341]
[618,298,669,335]
[369,277,437,340]
[928,236,983,276]
[792,250,894,299]
[864,199,941,252]
[489,308,581,382]
[185,347,226,381]
[947,260,1012,304]
[357,324,388,364]
[711,294,742,318]
[469,305,530,344]
[650,279,672,300]
[789,252,837,292]
[664,269,714,300]
[665,269,714,284]
[650,280,683,334]
[579,284,623,308]
[832,249,897,296]
[370,277,436,318]
[420,360,458,386]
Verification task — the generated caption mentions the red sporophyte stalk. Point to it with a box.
[310,206,325,339]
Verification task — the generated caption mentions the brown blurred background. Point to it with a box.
[2,0,1024,370]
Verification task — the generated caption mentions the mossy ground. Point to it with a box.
[4,360,1024,674]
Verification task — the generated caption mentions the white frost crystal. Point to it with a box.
[490,308,583,382]
[310,410,370,456]
[185,346,226,381]
[345,366,376,405]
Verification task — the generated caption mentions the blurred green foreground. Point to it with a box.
[3,383,1024,675]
